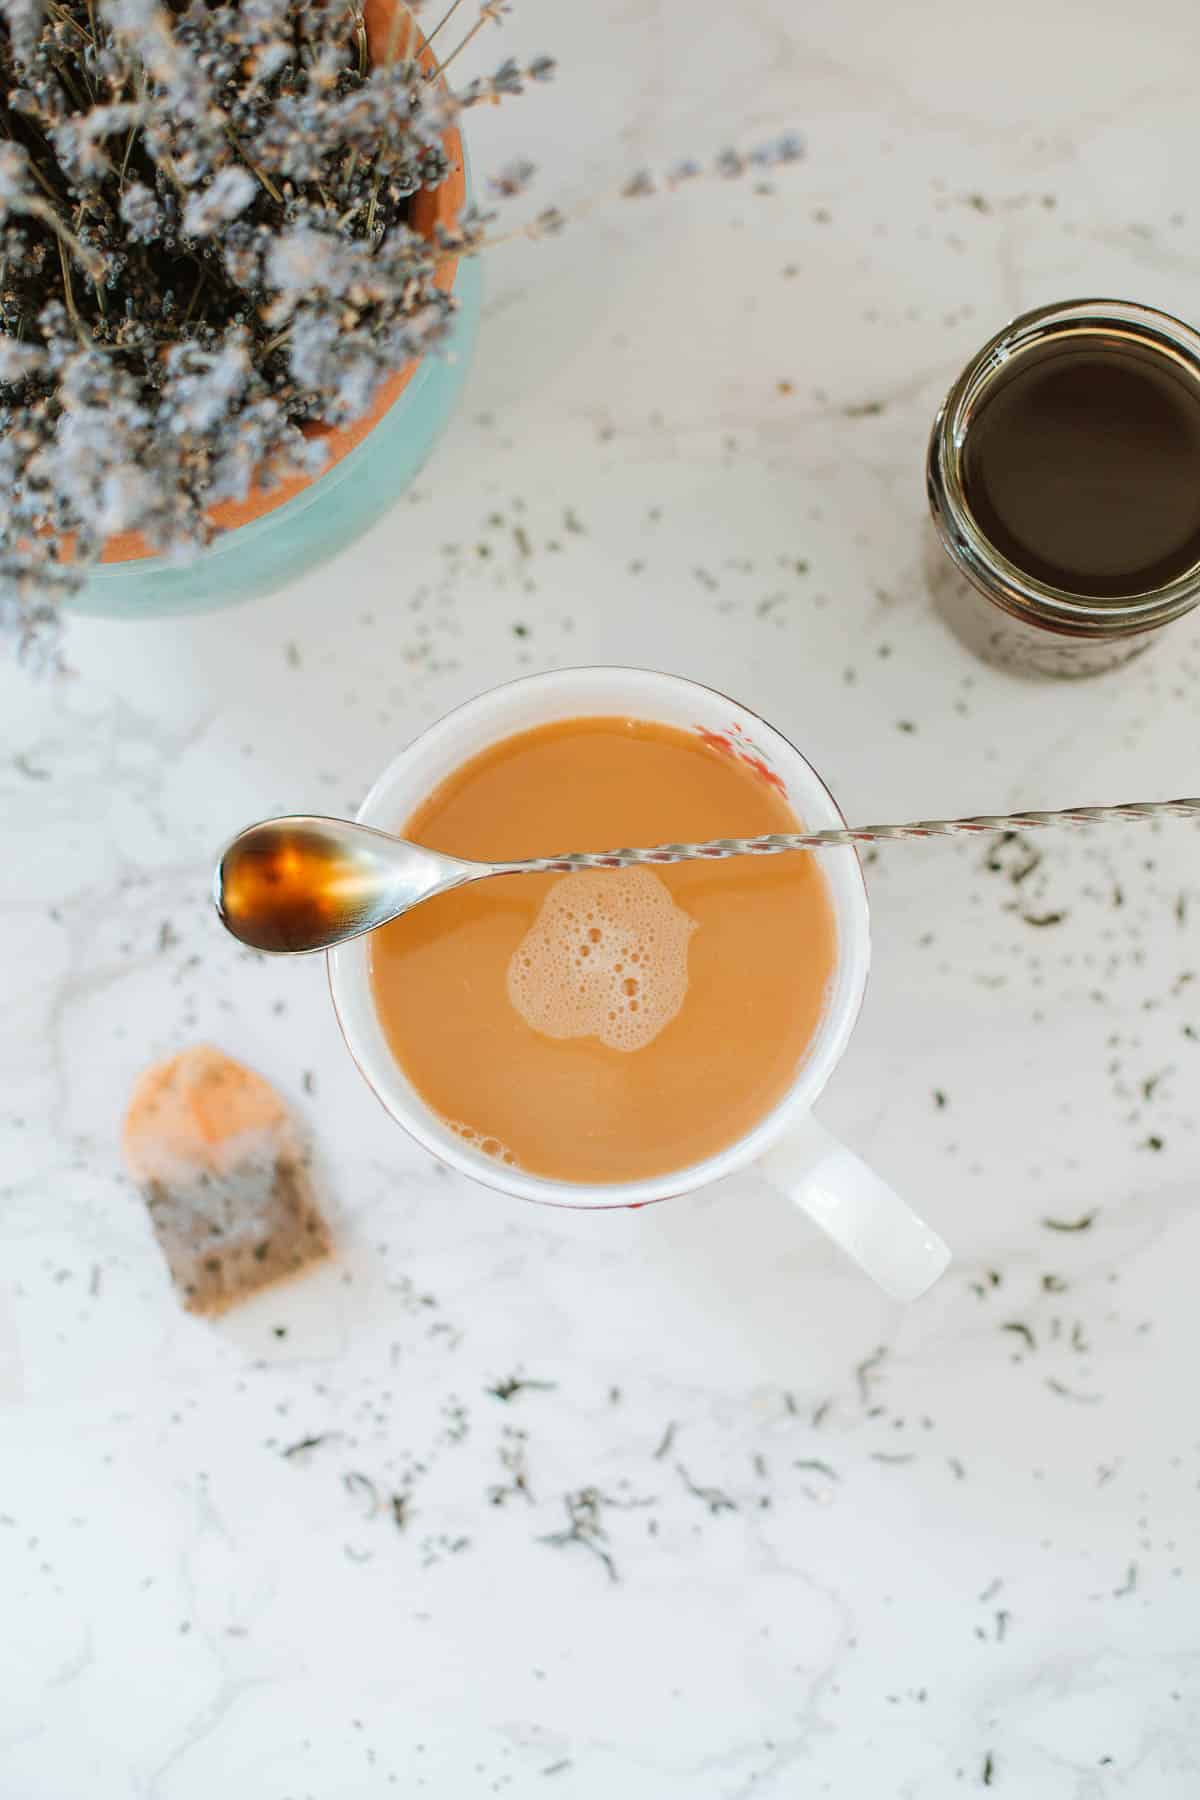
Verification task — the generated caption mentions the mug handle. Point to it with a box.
[759,1116,950,1302]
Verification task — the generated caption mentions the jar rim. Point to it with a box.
[927,297,1200,637]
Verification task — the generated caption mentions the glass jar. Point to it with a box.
[927,298,1200,678]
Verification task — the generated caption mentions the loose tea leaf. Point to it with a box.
[675,1463,736,1514]
[652,1420,678,1461]
[539,1488,618,1583]
[282,1433,332,1458]
[854,1345,887,1405]
[793,1458,839,1481]
[486,1374,557,1402]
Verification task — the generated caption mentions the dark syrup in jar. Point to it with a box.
[962,344,1200,598]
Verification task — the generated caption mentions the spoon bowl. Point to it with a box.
[214,816,483,953]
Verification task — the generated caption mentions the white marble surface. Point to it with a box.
[4,1,1200,1793]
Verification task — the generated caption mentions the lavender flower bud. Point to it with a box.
[182,165,258,237]
[119,181,163,244]
[0,339,46,383]
[0,143,34,215]
[0,0,44,64]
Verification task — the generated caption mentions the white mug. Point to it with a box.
[329,668,950,1301]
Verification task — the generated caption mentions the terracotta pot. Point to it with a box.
[69,0,480,619]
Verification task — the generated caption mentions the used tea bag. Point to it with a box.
[123,1045,330,1315]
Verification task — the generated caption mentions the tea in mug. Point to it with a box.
[370,716,837,1183]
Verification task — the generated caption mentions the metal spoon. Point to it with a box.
[214,798,1200,954]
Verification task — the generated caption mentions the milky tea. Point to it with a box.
[369,716,837,1184]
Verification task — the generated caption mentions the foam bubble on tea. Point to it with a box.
[446,1119,518,1165]
[507,867,697,1052]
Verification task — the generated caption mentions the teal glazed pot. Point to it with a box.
[65,0,479,626]
[66,255,481,621]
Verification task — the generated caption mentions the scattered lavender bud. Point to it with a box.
[752,131,804,166]
[488,158,536,200]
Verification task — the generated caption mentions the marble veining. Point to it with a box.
[4,0,1200,1793]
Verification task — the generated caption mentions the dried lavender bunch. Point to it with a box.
[0,0,801,663]
[0,0,490,655]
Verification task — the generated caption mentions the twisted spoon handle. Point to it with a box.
[504,798,1200,876]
